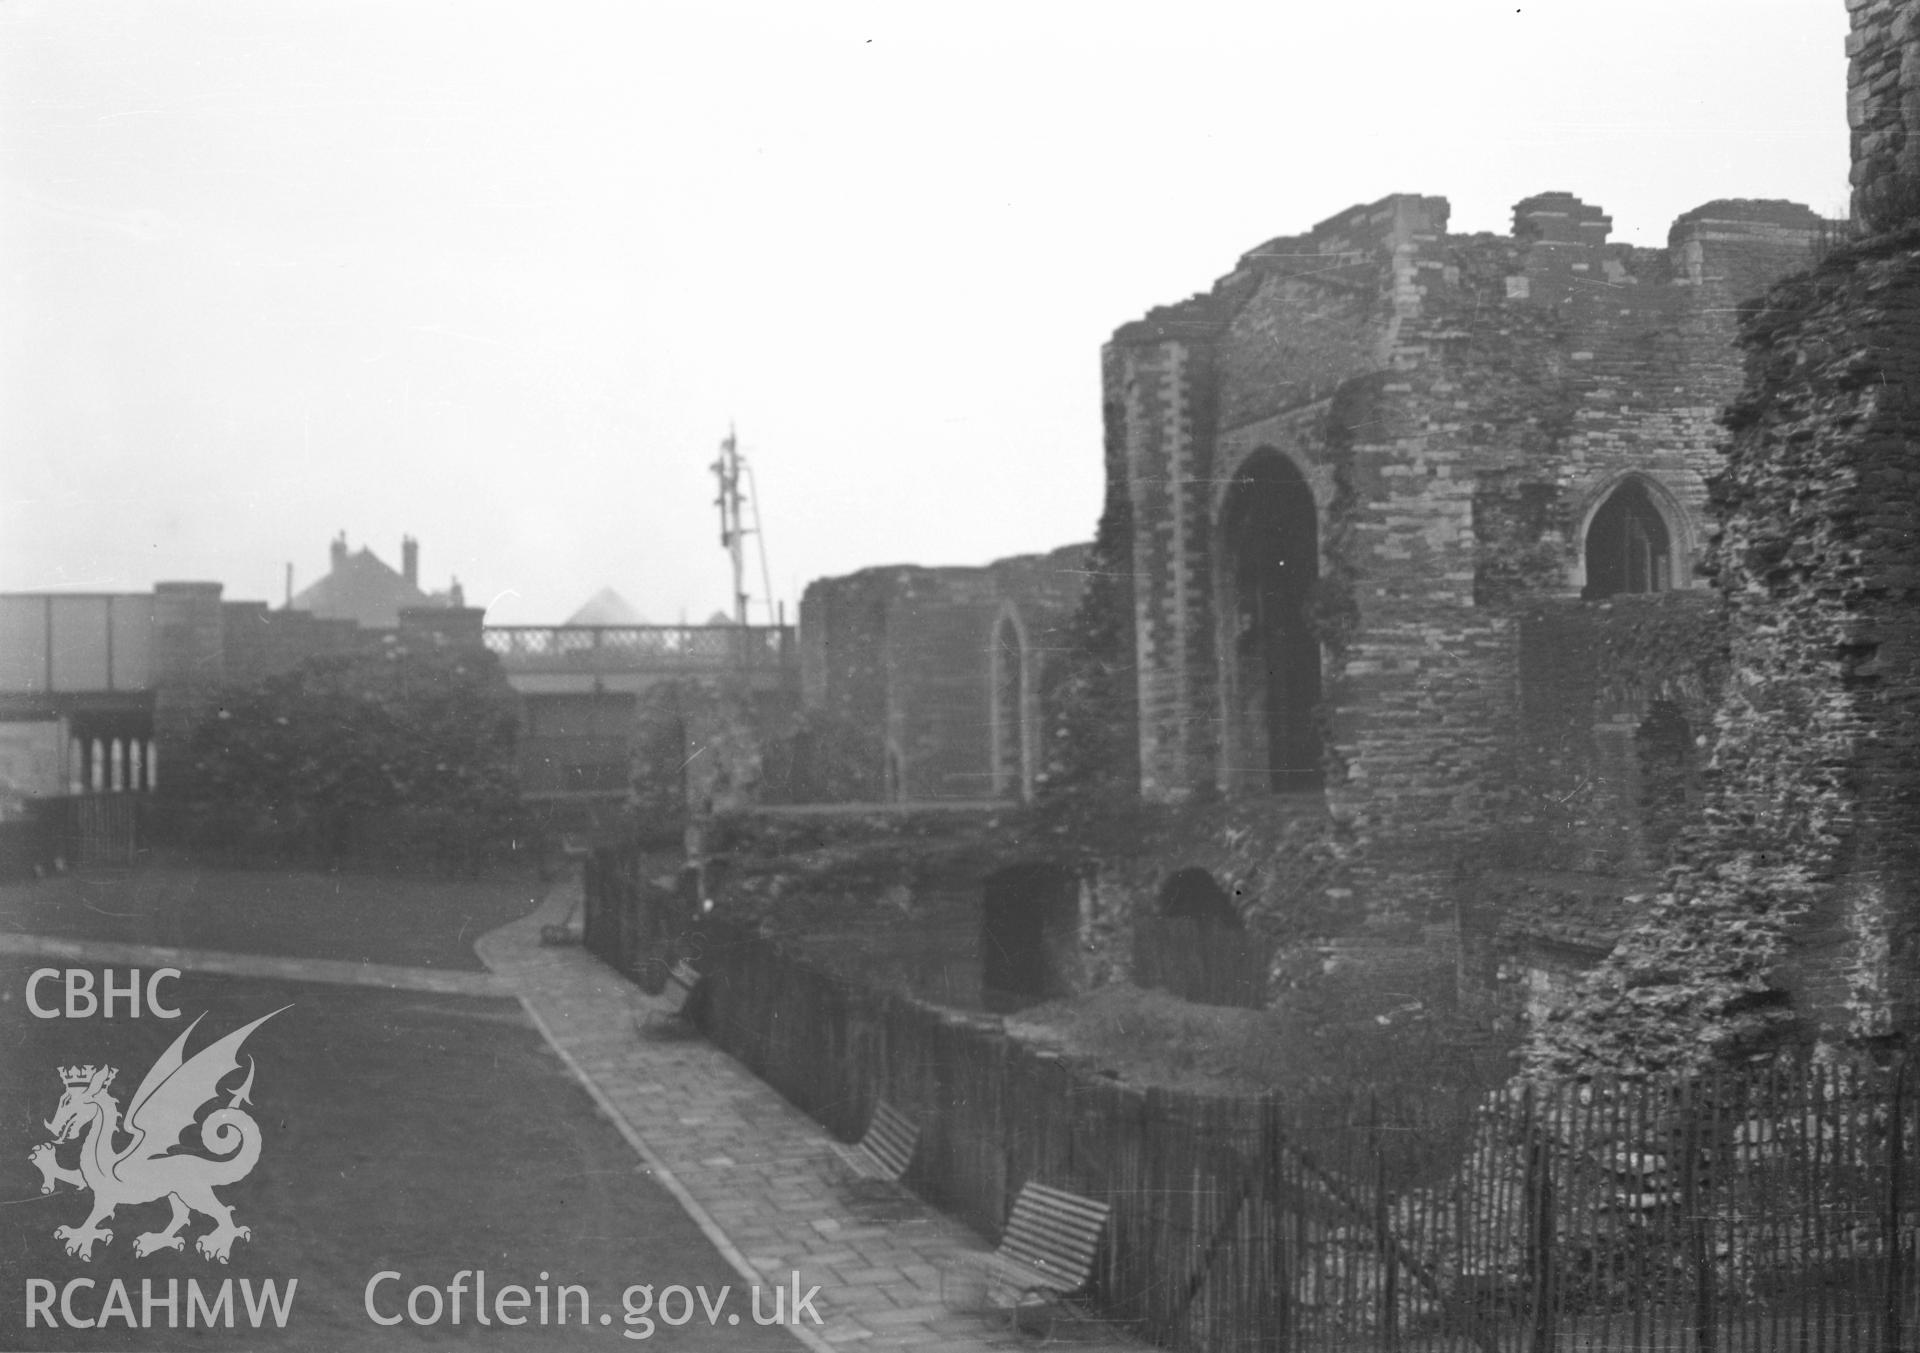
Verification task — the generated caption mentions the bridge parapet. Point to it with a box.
[0,593,154,697]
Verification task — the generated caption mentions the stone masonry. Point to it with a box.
[1106,189,1826,940]
[1525,0,1920,1068]
[1850,0,1920,228]
[798,546,1087,803]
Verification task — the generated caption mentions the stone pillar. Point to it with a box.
[1849,0,1920,228]
[1115,330,1220,802]
[149,582,226,800]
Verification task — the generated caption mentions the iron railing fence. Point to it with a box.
[3,793,144,870]
[586,845,1919,1352]
[483,624,791,667]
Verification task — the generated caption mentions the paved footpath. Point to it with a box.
[478,879,1144,1353]
[0,929,511,997]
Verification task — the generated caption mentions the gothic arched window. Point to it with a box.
[1583,480,1672,599]
[990,615,1030,799]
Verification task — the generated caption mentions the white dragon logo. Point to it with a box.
[28,1008,287,1264]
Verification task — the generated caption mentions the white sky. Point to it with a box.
[0,0,1850,626]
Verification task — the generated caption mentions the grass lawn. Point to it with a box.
[0,966,801,1351]
[0,865,550,969]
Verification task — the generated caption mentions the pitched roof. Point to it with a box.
[565,588,645,625]
[290,546,446,629]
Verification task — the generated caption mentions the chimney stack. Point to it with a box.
[402,535,419,587]
[330,531,348,572]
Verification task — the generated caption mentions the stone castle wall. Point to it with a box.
[1709,234,1920,1040]
[1104,189,1825,939]
[797,545,1089,802]
[1525,0,1920,1066]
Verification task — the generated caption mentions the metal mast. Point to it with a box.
[713,426,779,627]
[712,425,761,627]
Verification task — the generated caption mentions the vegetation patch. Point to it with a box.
[704,806,1052,937]
[177,638,521,872]
[1006,973,1516,1107]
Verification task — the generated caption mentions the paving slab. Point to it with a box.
[477,879,1144,1353]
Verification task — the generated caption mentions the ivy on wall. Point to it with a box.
[1583,595,1729,711]
[1038,476,1138,801]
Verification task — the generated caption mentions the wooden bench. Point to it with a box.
[829,1101,920,1182]
[634,960,701,1038]
[946,1181,1111,1319]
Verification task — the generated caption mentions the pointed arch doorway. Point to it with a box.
[1219,450,1322,793]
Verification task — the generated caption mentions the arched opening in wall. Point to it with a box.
[991,615,1028,799]
[1155,866,1244,930]
[1136,867,1269,1008]
[1220,450,1322,793]
[980,863,1078,1012]
[1583,479,1673,599]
